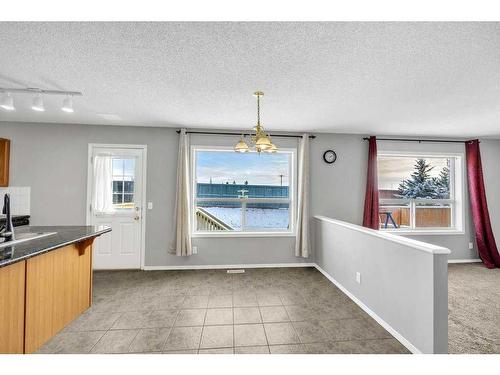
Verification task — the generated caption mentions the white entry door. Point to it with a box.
[87,145,146,269]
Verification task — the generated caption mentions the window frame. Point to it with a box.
[378,150,465,235]
[111,157,136,210]
[190,145,297,238]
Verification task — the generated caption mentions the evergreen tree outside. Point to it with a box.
[435,165,450,199]
[397,159,450,199]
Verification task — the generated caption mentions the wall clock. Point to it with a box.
[323,150,337,164]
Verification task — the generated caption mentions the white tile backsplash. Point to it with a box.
[0,186,31,215]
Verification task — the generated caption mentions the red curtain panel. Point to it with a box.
[362,136,380,230]
[465,139,500,269]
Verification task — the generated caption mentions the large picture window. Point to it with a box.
[192,147,295,235]
[377,152,463,233]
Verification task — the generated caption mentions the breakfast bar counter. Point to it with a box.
[0,225,111,354]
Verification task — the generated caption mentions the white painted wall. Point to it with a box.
[314,215,450,354]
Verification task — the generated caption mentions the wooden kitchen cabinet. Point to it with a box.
[0,240,93,354]
[24,242,93,353]
[0,138,10,187]
[0,227,106,354]
[0,260,26,354]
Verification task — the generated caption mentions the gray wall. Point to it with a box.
[314,216,449,353]
[1,121,499,265]
[0,122,307,267]
[311,133,500,261]
[479,140,500,244]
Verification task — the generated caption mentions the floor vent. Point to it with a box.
[227,269,245,274]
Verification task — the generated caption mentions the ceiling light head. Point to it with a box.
[62,96,74,113]
[234,136,249,153]
[255,134,272,150]
[32,94,45,112]
[0,93,15,111]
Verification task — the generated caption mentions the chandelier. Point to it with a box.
[234,91,277,153]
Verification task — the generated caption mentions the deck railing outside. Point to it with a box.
[195,207,233,231]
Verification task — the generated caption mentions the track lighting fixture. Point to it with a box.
[0,87,82,113]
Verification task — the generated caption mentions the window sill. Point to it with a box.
[191,231,295,238]
[382,229,465,236]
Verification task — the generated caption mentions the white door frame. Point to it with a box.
[86,143,148,270]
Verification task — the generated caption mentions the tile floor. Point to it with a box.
[37,267,409,354]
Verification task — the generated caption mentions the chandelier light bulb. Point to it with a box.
[0,93,15,111]
[32,94,45,112]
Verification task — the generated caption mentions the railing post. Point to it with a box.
[241,200,247,231]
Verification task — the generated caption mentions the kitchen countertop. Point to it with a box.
[0,226,111,268]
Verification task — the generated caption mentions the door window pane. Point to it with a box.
[112,158,136,210]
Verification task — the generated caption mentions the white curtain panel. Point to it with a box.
[295,133,310,258]
[170,129,193,256]
[93,155,114,213]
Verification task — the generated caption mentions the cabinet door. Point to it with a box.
[0,138,10,187]
[25,243,93,353]
[0,261,26,354]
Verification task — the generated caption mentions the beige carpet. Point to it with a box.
[448,263,500,354]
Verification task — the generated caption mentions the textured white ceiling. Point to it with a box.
[0,22,499,137]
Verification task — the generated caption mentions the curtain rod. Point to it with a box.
[176,130,316,139]
[363,137,471,144]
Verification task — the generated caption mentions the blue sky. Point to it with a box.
[196,150,290,186]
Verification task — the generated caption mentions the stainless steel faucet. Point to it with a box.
[0,193,14,242]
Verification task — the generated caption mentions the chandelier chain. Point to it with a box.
[257,94,260,125]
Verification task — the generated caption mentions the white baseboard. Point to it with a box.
[313,264,421,354]
[142,262,315,271]
[448,259,482,264]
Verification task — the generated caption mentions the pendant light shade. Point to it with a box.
[32,95,45,112]
[62,96,74,113]
[0,93,15,111]
[255,134,272,151]
[234,136,249,153]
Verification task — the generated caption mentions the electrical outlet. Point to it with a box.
[147,202,153,210]
[356,272,361,284]
[192,246,198,254]
[468,242,474,250]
